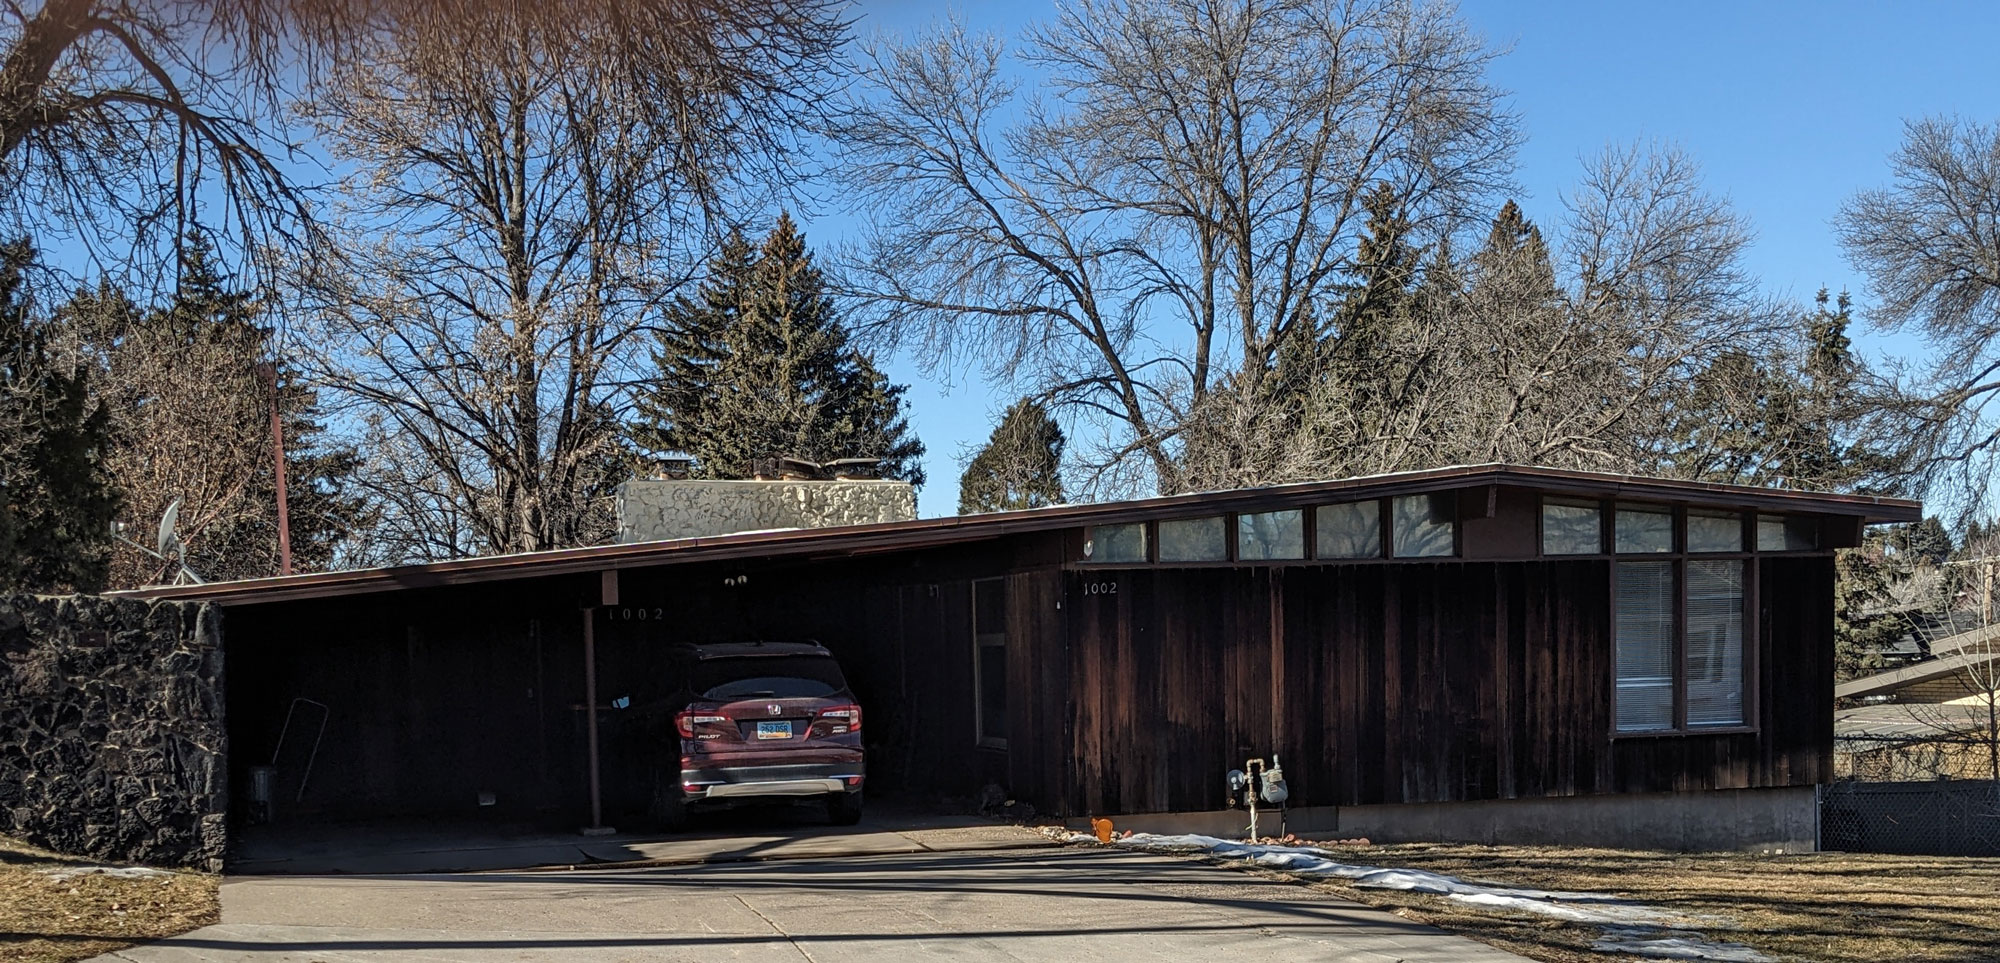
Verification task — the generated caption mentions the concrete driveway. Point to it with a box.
[93,841,1529,962]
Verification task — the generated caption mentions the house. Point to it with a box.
[1835,620,1999,781]
[121,464,1919,853]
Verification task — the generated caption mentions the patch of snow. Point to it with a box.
[40,865,175,882]
[1103,833,1765,961]
[1593,927,1774,962]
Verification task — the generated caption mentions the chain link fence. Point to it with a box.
[1820,779,2000,856]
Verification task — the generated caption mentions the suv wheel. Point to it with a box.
[826,788,863,826]
[650,765,689,832]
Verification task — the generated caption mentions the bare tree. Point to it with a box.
[57,282,270,586]
[1175,144,1791,490]
[836,0,1519,493]
[293,1,845,559]
[1837,116,2000,511]
[0,0,324,283]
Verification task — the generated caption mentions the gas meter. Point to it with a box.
[1228,753,1289,840]
[1258,756,1288,805]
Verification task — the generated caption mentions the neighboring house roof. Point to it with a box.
[1835,646,2000,702]
[1848,611,1988,666]
[1836,703,1993,744]
[112,463,1921,608]
[1928,620,2000,658]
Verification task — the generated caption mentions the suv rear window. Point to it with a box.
[692,655,848,699]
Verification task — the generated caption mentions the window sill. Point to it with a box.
[976,739,1008,751]
[1611,725,1759,740]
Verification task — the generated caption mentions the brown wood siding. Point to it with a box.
[216,530,1839,826]
[1055,557,1830,817]
[1004,570,1068,806]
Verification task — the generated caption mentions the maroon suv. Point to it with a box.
[649,641,865,830]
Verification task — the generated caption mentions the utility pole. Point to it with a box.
[258,362,293,576]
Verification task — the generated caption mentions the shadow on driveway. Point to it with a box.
[227,797,1047,875]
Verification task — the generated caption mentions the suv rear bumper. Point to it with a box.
[681,761,864,800]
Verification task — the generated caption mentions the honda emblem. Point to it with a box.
[768,704,782,716]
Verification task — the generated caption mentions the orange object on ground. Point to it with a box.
[1091,817,1114,843]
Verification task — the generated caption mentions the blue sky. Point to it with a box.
[819,0,2000,517]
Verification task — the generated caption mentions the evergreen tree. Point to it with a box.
[1897,516,1955,565]
[0,241,120,593]
[1834,538,1902,681]
[1326,182,1424,379]
[631,215,925,483]
[1472,199,1558,293]
[958,398,1065,514]
[1667,289,1902,492]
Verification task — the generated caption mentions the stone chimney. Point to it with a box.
[616,457,917,543]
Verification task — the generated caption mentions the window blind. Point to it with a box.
[1685,560,1745,726]
[1616,561,1675,731]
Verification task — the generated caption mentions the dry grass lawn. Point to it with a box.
[1280,843,2000,963]
[0,837,218,963]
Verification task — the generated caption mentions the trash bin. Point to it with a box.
[249,765,277,824]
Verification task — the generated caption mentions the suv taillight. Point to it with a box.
[816,704,861,733]
[676,711,727,739]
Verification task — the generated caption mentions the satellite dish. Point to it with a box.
[109,498,204,586]
[157,498,182,558]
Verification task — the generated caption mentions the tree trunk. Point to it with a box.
[0,0,94,160]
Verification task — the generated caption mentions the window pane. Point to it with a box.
[1316,501,1381,559]
[1687,511,1742,553]
[974,579,1007,745]
[1087,523,1147,563]
[978,645,1007,740]
[1615,503,1673,554]
[1392,493,1455,558]
[1158,516,1227,562]
[1238,510,1304,560]
[1757,515,1818,551]
[1686,560,1745,727]
[1542,498,1602,555]
[1616,561,1675,732]
[974,578,1006,636]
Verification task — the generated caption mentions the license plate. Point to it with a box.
[755,721,792,740]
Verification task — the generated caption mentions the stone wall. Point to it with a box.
[0,595,225,869]
[617,478,918,543]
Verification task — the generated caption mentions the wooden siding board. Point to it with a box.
[1052,553,1825,817]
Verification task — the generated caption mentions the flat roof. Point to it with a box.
[116,463,1921,607]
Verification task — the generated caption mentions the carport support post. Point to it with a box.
[581,569,618,836]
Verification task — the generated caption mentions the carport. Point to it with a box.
[207,538,1018,845]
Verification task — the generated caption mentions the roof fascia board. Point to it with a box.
[115,464,1922,607]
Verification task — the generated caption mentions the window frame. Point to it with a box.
[1540,496,1607,556]
[1157,514,1232,563]
[1390,492,1460,559]
[1236,508,1306,561]
[1581,500,1760,738]
[970,577,1009,750]
[1075,495,1461,567]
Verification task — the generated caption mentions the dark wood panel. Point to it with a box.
[1056,555,1829,818]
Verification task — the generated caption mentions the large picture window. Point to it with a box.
[972,578,1007,748]
[1615,559,1748,733]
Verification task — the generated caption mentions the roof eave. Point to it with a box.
[114,464,1923,607]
